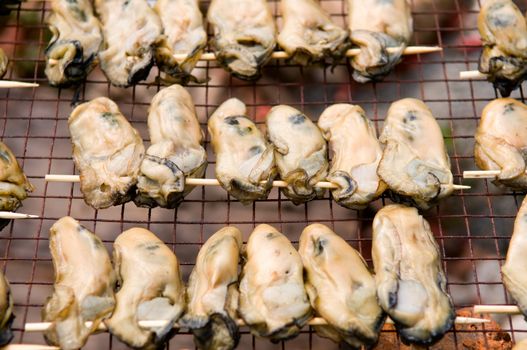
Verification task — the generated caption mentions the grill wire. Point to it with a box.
[0,0,525,348]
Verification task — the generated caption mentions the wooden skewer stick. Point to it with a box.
[0,211,38,219]
[459,70,487,80]
[0,80,39,88]
[473,305,522,315]
[1,345,60,350]
[463,170,504,179]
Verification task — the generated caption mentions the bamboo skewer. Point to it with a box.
[0,80,39,88]
[459,71,487,80]
[0,345,59,350]
[473,305,522,315]
[464,170,505,179]
[0,212,38,220]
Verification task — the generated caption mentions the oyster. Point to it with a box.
[0,141,34,231]
[154,0,207,84]
[0,272,13,346]
[318,104,386,209]
[299,223,385,348]
[95,0,162,87]
[266,105,328,204]
[0,48,7,78]
[478,0,527,97]
[347,0,412,82]
[208,98,276,204]
[106,228,186,350]
[135,85,207,208]
[239,224,312,342]
[277,0,348,65]
[42,216,116,350]
[45,0,102,86]
[377,98,454,210]
[69,97,145,209]
[475,98,527,189]
[180,226,242,350]
[207,0,276,80]
[372,204,455,345]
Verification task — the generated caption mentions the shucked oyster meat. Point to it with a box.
[0,272,13,346]
[0,48,7,78]
[377,98,454,210]
[95,0,162,87]
[478,0,527,97]
[239,224,312,342]
[106,228,185,350]
[372,204,455,345]
[318,104,386,209]
[266,105,328,204]
[180,226,242,350]
[347,0,412,83]
[45,0,102,86]
[42,217,116,350]
[299,223,385,348]
[135,85,207,208]
[208,98,276,204]
[208,0,276,80]
[69,97,145,209]
[277,0,348,65]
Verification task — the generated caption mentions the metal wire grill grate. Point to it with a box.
[0,0,525,348]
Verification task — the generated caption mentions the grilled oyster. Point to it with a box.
[277,0,348,65]
[154,0,206,84]
[69,97,145,209]
[207,0,276,80]
[135,85,207,208]
[208,98,276,204]
[377,98,454,210]
[106,228,186,350]
[45,0,102,86]
[0,272,13,346]
[239,224,312,342]
[180,226,242,350]
[318,104,386,209]
[478,0,527,97]
[0,48,7,78]
[372,204,455,345]
[266,105,328,204]
[347,0,412,82]
[95,0,162,87]
[299,223,385,348]
[42,216,116,350]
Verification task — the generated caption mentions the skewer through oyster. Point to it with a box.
[135,85,207,208]
[0,272,13,346]
[0,48,7,78]
[69,97,145,209]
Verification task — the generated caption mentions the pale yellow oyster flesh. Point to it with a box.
[299,223,385,348]
[45,0,102,86]
[42,216,116,350]
[69,97,145,209]
[478,0,527,97]
[475,98,527,189]
[347,0,412,83]
[277,0,348,65]
[0,271,13,346]
[207,0,276,80]
[106,228,186,350]
[0,48,7,78]
[372,204,455,345]
[95,0,162,87]
[154,0,207,84]
[239,224,312,342]
[208,98,276,204]
[318,104,386,209]
[135,85,207,208]
[266,105,328,204]
[377,98,453,210]
[180,226,243,350]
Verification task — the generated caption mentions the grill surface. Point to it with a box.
[0,0,524,348]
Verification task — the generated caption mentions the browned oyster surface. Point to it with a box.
[318,104,386,209]
[106,228,186,350]
[45,0,102,86]
[69,97,145,209]
[0,272,13,346]
[95,0,162,87]
[0,48,7,78]
[180,226,242,350]
[239,224,312,342]
[42,216,116,350]
[208,98,276,204]
[478,0,527,97]
[475,98,527,189]
[207,0,276,80]
[377,98,453,210]
[266,105,328,204]
[372,204,455,345]
[299,223,385,348]
[135,85,207,208]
